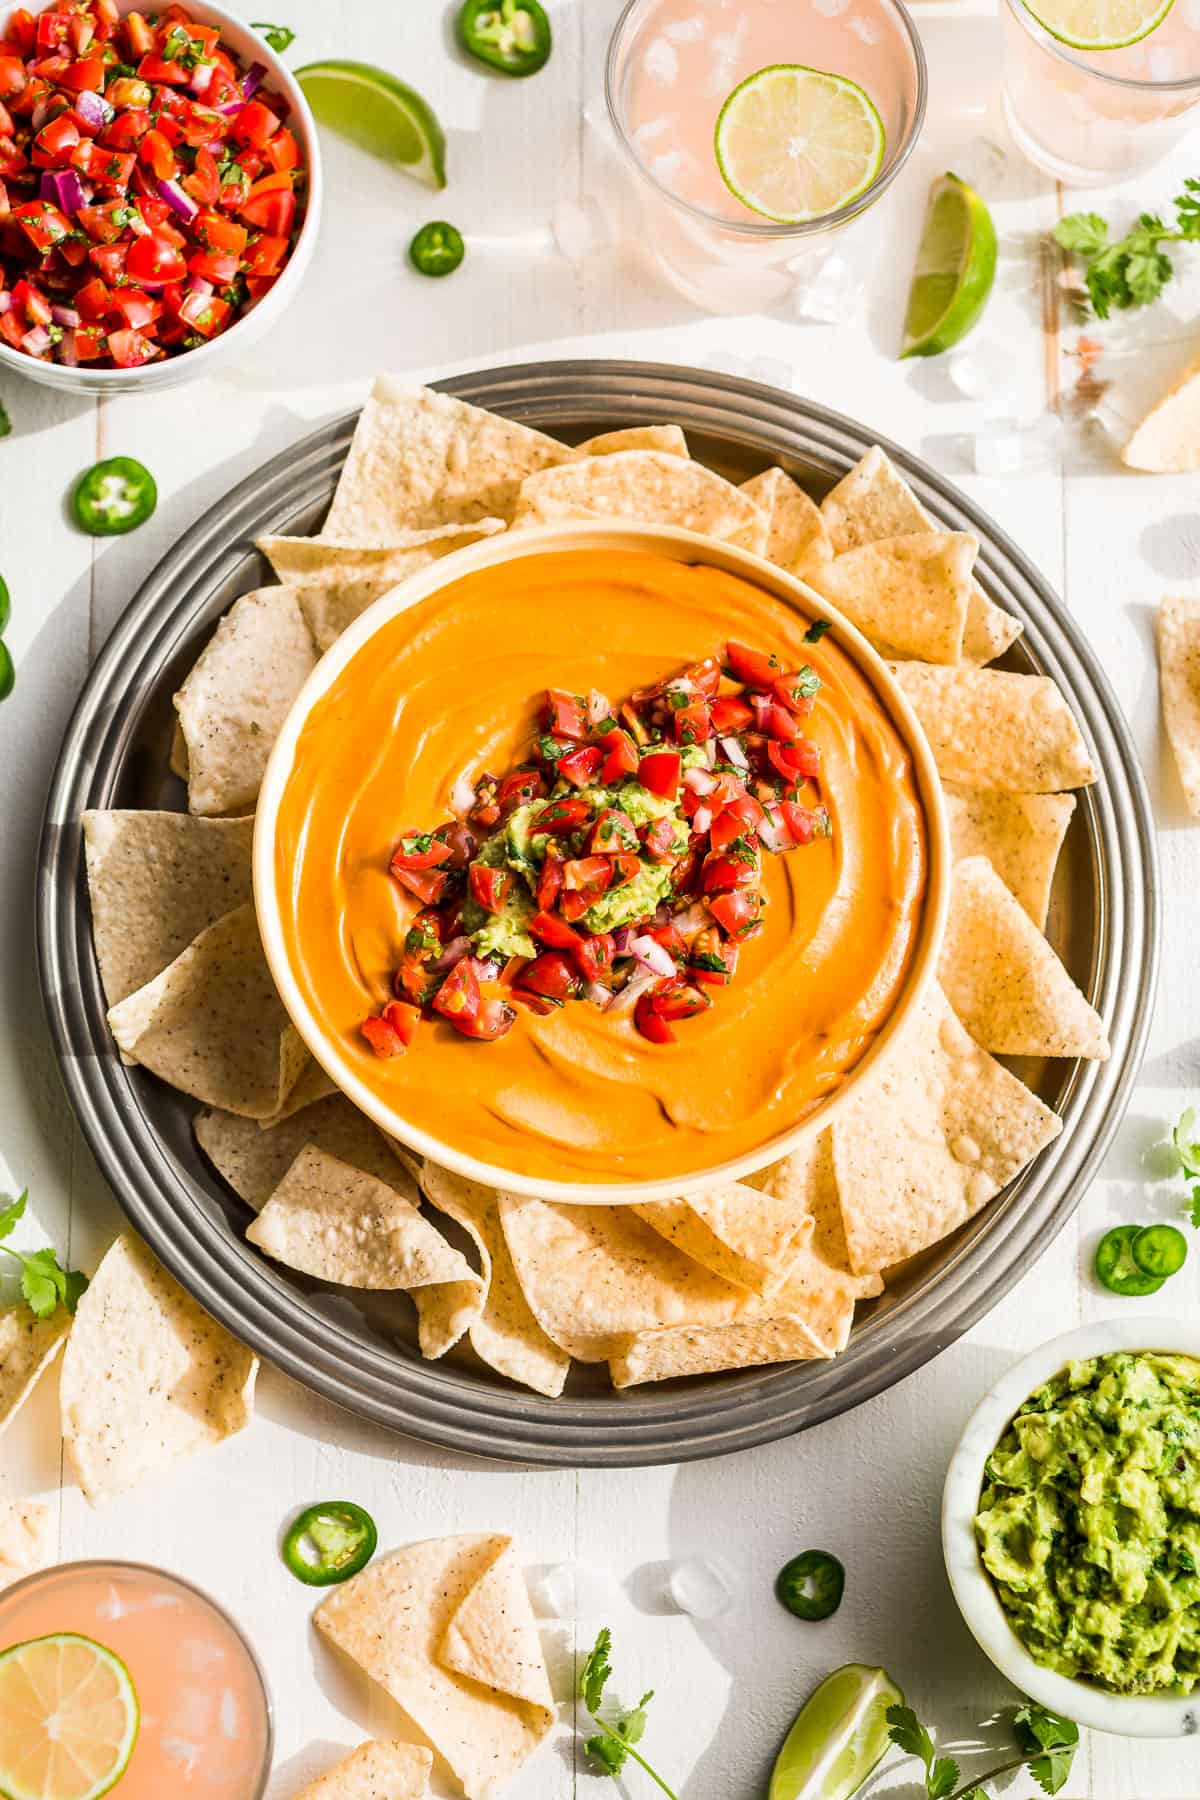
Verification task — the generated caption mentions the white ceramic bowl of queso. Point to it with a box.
[0,0,322,396]
[943,1316,1200,1738]
[254,519,951,1204]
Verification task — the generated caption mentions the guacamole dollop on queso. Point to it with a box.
[976,1351,1200,1695]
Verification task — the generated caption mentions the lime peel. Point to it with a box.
[768,1662,904,1800]
[714,64,886,225]
[295,60,447,189]
[0,1633,140,1800]
[1020,0,1175,48]
[901,171,997,358]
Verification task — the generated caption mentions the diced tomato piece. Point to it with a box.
[432,957,480,1023]
[707,809,756,856]
[238,185,293,234]
[177,290,231,336]
[32,111,78,161]
[689,926,739,987]
[563,856,611,906]
[496,767,545,815]
[519,951,580,1002]
[607,852,641,890]
[723,791,766,832]
[88,241,127,280]
[361,999,420,1057]
[57,55,103,91]
[763,701,802,743]
[589,808,637,855]
[123,10,155,55]
[243,230,287,277]
[70,323,107,360]
[598,726,638,783]
[772,671,818,714]
[391,829,454,868]
[637,749,681,800]
[5,8,35,53]
[0,54,26,96]
[12,276,51,324]
[263,125,299,172]
[125,229,188,285]
[0,135,26,176]
[106,325,157,366]
[35,9,69,50]
[182,141,219,205]
[556,744,603,788]
[530,796,589,837]
[138,125,175,180]
[511,987,560,1017]
[136,50,187,83]
[0,309,24,348]
[543,687,587,739]
[651,980,712,1022]
[72,275,110,319]
[66,13,94,53]
[639,816,678,863]
[108,287,160,330]
[680,654,723,698]
[468,864,512,915]
[452,995,516,1041]
[709,694,755,734]
[767,739,821,784]
[646,922,686,961]
[105,75,152,109]
[702,845,759,892]
[780,801,819,844]
[194,208,247,254]
[634,993,675,1045]
[187,248,238,283]
[531,910,580,949]
[14,200,68,249]
[179,103,226,149]
[535,845,564,912]
[230,97,280,146]
[71,140,135,186]
[725,640,783,690]
[574,933,615,985]
[100,107,151,149]
[708,889,764,938]
[391,864,451,906]
[672,700,710,746]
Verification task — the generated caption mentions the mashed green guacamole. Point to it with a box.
[976,1351,1200,1695]
[461,779,690,961]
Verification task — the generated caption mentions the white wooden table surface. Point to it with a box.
[2,2,1199,1794]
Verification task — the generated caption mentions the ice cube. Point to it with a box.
[161,1736,203,1777]
[532,1562,612,1620]
[644,36,680,86]
[176,1635,227,1676]
[550,196,611,265]
[631,114,676,150]
[666,1554,736,1619]
[848,14,882,41]
[791,252,865,324]
[972,414,1064,477]
[945,341,1009,400]
[165,1685,214,1740]
[813,0,853,15]
[662,14,706,43]
[218,1688,241,1740]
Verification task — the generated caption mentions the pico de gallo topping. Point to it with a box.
[0,0,304,369]
[361,638,832,1057]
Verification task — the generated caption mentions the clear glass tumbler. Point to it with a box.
[1001,0,1200,186]
[603,0,927,315]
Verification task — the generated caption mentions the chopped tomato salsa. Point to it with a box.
[360,641,832,1055]
[0,0,303,368]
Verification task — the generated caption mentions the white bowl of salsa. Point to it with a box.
[253,520,950,1203]
[943,1317,1200,1737]
[0,0,321,393]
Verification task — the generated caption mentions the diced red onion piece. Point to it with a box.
[757,806,789,855]
[630,934,676,978]
[750,693,770,724]
[682,766,717,795]
[57,328,79,366]
[73,88,113,130]
[719,734,749,769]
[0,292,12,316]
[468,956,501,982]
[703,737,717,768]
[158,177,199,223]
[41,168,85,213]
[586,689,611,727]
[50,304,80,326]
[605,964,659,1015]
[184,273,213,298]
[653,902,673,926]
[432,935,472,974]
[692,805,713,836]
[31,94,55,130]
[450,773,476,815]
[189,60,214,95]
[582,980,610,1008]
[671,901,710,941]
[611,926,633,955]
[22,324,51,356]
[241,59,267,98]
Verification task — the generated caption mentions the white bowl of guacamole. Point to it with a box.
[943,1318,1200,1737]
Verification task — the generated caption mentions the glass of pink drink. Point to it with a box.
[604,0,926,313]
[1002,0,1200,184]
[0,1562,272,1798]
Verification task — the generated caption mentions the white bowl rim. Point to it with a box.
[942,1316,1200,1738]
[254,517,951,1204]
[0,0,323,390]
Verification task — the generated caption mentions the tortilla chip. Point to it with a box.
[256,1058,339,1127]
[0,1308,69,1437]
[421,1163,568,1398]
[944,786,1076,929]
[60,1233,256,1504]
[294,1742,432,1800]
[196,1094,397,1210]
[821,446,1020,664]
[322,379,572,541]
[739,467,831,572]
[83,811,254,1008]
[1158,595,1200,816]
[0,1499,52,1593]
[169,720,188,780]
[512,450,768,549]
[939,856,1110,1059]
[751,1133,884,1299]
[609,1245,859,1388]
[258,525,507,655]
[577,425,688,458]
[314,1534,553,1800]
[1123,358,1200,472]
[633,1184,813,1297]
[108,904,307,1119]
[246,1148,482,1359]
[498,1198,753,1361]
[890,662,1097,791]
[832,983,1063,1274]
[174,586,316,817]
[804,532,976,664]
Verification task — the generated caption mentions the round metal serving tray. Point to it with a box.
[37,361,1159,1468]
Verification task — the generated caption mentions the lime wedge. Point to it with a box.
[901,172,996,358]
[1019,0,1173,47]
[295,61,447,188]
[768,1663,903,1800]
[0,1633,140,1800]
[714,64,885,224]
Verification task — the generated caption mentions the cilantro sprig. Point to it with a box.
[251,20,295,52]
[0,1191,88,1319]
[1169,1108,1200,1227]
[887,1700,1078,1800]
[578,1629,678,1798]
[1055,180,1200,318]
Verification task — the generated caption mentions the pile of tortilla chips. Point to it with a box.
[79,377,1108,1397]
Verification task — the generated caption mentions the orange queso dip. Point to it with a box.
[274,549,928,1184]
